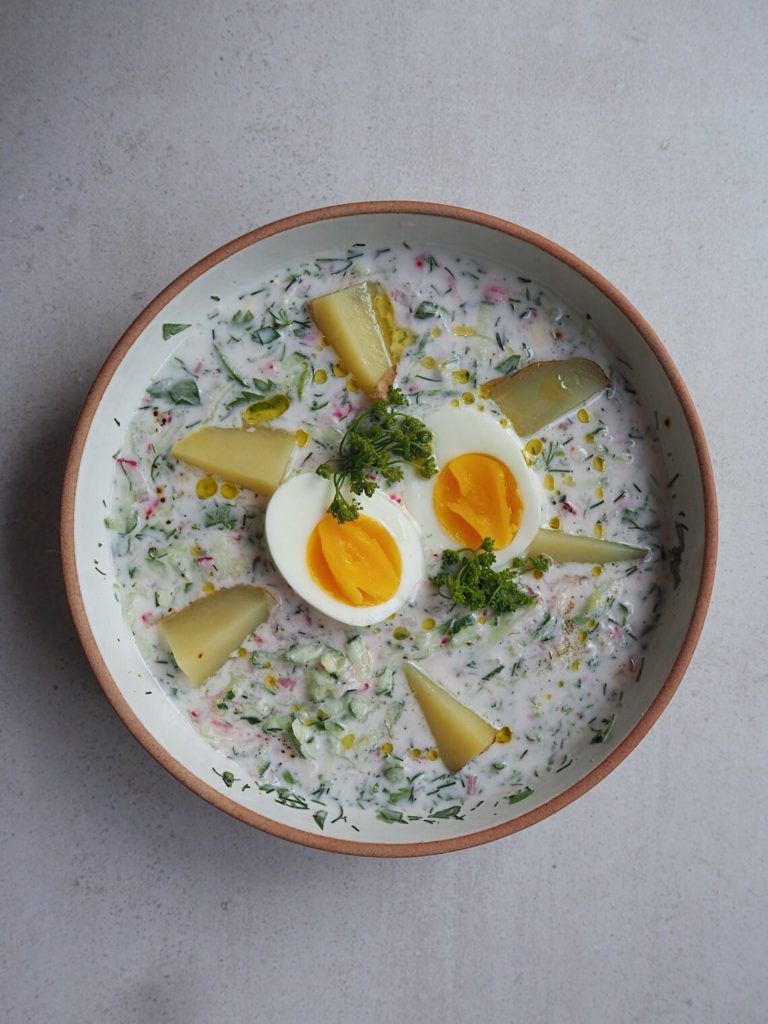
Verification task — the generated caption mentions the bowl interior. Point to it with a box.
[65,207,714,854]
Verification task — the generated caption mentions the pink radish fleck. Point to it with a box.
[483,285,506,305]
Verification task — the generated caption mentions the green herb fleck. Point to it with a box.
[414,300,442,319]
[146,377,200,406]
[591,713,616,744]
[227,381,276,407]
[439,613,475,637]
[495,353,521,375]
[214,343,248,386]
[274,788,308,809]
[668,519,688,589]
[377,807,406,824]
[162,323,192,341]
[482,664,504,681]
[213,768,237,788]
[507,787,533,804]
[429,805,464,819]
[388,787,412,804]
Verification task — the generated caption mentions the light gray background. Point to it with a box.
[2,2,766,1022]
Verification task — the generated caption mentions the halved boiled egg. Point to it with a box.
[265,473,423,626]
[403,406,542,566]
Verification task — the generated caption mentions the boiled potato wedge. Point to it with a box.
[158,585,275,687]
[404,662,496,773]
[526,528,646,564]
[172,425,294,495]
[310,281,395,398]
[484,358,609,436]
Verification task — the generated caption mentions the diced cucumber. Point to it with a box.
[348,696,372,721]
[577,580,622,621]
[320,647,348,676]
[413,630,437,653]
[449,620,484,648]
[290,719,316,757]
[239,696,270,721]
[383,763,404,783]
[260,713,292,734]
[104,509,138,535]
[375,667,394,696]
[318,697,343,720]
[304,667,341,703]
[284,642,325,665]
[346,635,372,676]
[283,351,313,400]
[384,701,404,734]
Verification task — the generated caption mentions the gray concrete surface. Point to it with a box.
[2,2,766,1022]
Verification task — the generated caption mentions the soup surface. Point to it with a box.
[108,242,673,825]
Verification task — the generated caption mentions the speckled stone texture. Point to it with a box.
[2,2,766,1022]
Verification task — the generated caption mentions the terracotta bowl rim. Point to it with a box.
[60,200,718,857]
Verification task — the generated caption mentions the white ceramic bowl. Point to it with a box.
[61,202,717,856]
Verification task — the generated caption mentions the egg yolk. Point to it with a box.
[307,514,402,607]
[433,453,522,549]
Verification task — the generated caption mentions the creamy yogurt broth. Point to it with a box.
[107,243,674,828]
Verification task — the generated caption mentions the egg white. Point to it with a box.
[265,473,423,626]
[402,406,543,566]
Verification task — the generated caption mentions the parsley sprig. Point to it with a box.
[430,538,550,614]
[316,388,436,522]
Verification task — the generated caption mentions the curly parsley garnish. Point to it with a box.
[430,538,550,614]
[316,388,436,522]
